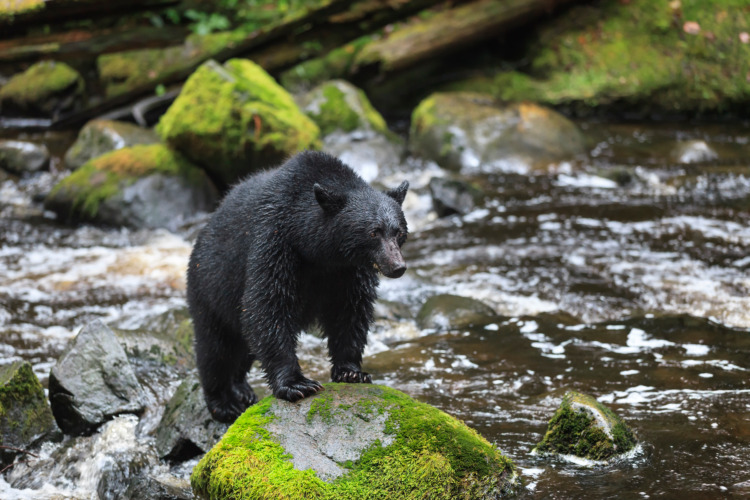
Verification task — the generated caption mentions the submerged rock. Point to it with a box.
[410,92,585,173]
[0,361,56,466]
[155,373,228,462]
[417,294,497,331]
[671,140,719,164]
[428,177,483,217]
[191,383,517,499]
[534,391,637,462]
[0,140,49,175]
[48,320,145,435]
[0,61,84,117]
[157,58,320,187]
[64,119,160,170]
[45,143,218,230]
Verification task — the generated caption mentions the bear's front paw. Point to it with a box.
[274,377,324,402]
[206,392,250,423]
[331,366,372,384]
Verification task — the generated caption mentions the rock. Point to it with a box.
[45,144,218,230]
[428,177,483,217]
[48,320,145,435]
[533,391,637,462]
[0,61,84,117]
[155,373,228,461]
[64,119,160,170]
[157,58,320,187]
[96,448,154,500]
[671,140,718,164]
[410,92,585,173]
[417,294,496,331]
[0,140,49,175]
[124,472,193,500]
[0,361,56,466]
[117,307,195,372]
[191,383,518,499]
[297,80,403,182]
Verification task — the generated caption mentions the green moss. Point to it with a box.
[534,391,636,461]
[48,143,203,218]
[0,361,54,444]
[280,36,374,92]
[157,58,320,186]
[192,384,517,499]
[457,0,750,114]
[0,61,83,107]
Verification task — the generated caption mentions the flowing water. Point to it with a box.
[1,121,749,498]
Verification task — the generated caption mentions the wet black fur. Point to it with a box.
[187,151,409,423]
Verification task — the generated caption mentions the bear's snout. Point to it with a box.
[377,238,407,279]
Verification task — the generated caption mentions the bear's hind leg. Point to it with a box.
[194,312,255,423]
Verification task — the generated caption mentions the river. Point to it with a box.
[1,120,749,498]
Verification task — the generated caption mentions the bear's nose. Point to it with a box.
[385,264,406,279]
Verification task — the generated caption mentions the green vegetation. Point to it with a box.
[157,58,320,186]
[534,391,637,461]
[0,0,44,22]
[0,361,54,445]
[458,0,750,114]
[191,384,517,499]
[303,81,388,137]
[48,144,204,218]
[0,61,83,111]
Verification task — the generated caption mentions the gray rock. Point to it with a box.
[0,140,49,175]
[428,177,483,217]
[0,361,56,466]
[417,294,496,331]
[672,140,718,164]
[322,131,403,184]
[154,373,228,461]
[124,472,193,500]
[49,320,145,435]
[410,92,585,173]
[64,119,160,170]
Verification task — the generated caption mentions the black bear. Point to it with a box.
[187,150,409,423]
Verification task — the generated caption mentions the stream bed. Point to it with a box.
[1,120,749,498]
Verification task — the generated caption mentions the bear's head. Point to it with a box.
[314,180,409,278]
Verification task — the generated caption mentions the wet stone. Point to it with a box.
[416,293,497,331]
[0,361,56,466]
[49,320,145,435]
[0,140,49,175]
[64,119,160,170]
[428,176,483,217]
[533,391,637,462]
[671,140,719,164]
[154,372,228,461]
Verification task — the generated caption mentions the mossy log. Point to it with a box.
[353,0,586,73]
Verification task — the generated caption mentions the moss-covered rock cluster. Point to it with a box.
[191,383,518,499]
[0,361,56,466]
[45,143,217,229]
[534,391,637,462]
[157,58,320,187]
[454,0,750,115]
[0,61,84,117]
[64,119,160,170]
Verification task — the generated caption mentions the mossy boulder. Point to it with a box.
[45,143,218,230]
[191,383,518,499]
[0,61,84,117]
[456,0,750,115]
[410,92,585,173]
[417,294,497,331]
[64,119,160,170]
[0,361,56,466]
[0,139,49,175]
[534,391,637,462]
[298,79,402,183]
[157,58,321,187]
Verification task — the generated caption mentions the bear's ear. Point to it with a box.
[314,183,346,214]
[385,180,409,206]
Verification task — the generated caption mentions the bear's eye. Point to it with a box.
[370,230,378,238]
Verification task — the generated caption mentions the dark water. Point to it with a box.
[1,121,749,498]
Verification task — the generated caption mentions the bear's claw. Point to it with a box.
[331,367,372,384]
[274,377,324,402]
